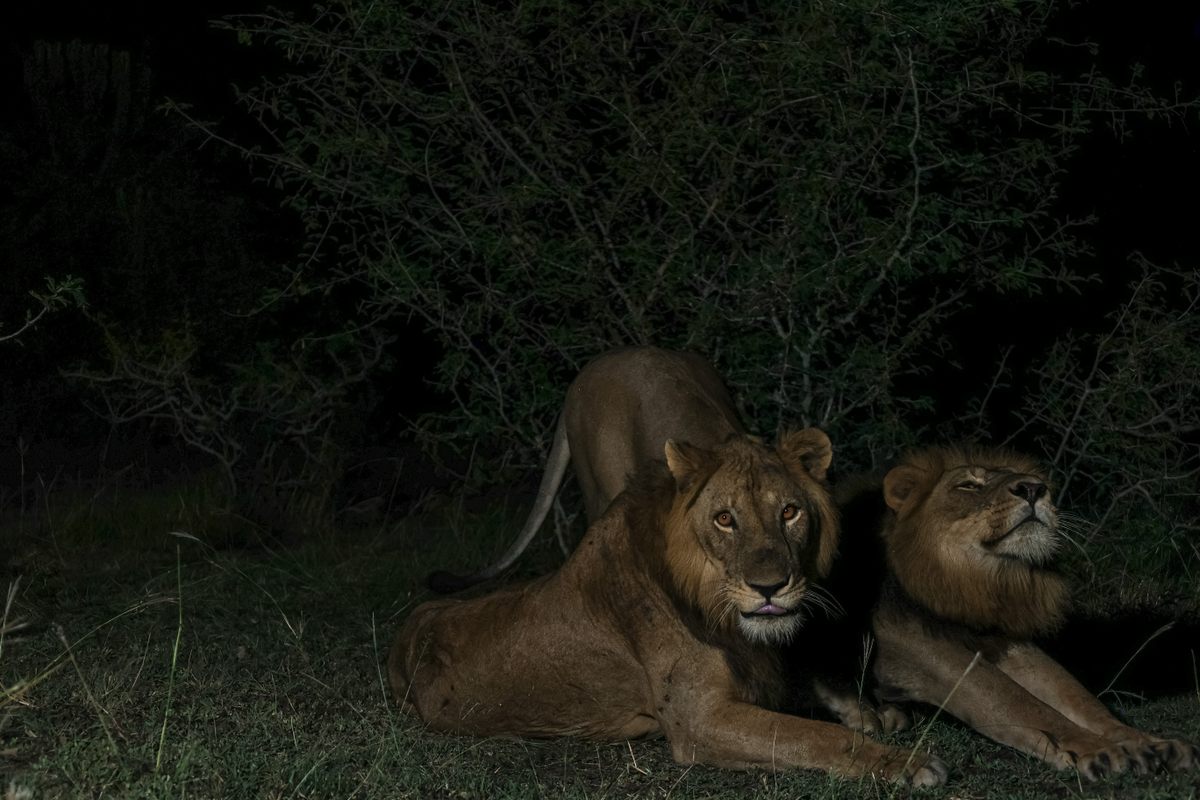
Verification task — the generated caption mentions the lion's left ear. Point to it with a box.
[882,464,925,513]
[777,427,833,482]
[664,439,713,494]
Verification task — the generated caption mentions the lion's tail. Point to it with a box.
[427,414,572,593]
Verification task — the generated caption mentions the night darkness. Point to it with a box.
[3,2,1200,796]
[4,2,1199,450]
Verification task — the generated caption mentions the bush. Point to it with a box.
[60,2,1198,579]
[223,0,1185,479]
[1018,263,1200,581]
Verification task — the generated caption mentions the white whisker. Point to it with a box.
[1051,524,1090,561]
[804,583,845,619]
[706,586,737,637]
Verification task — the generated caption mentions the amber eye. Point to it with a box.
[714,511,735,529]
[781,504,801,522]
[955,480,983,491]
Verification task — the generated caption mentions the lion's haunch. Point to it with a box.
[426,346,837,593]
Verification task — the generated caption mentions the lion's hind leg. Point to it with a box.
[387,600,458,716]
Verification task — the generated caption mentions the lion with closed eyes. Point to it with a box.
[830,445,1198,780]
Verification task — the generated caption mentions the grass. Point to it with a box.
[1,489,1199,799]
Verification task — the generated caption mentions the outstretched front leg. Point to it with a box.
[875,623,1151,781]
[660,695,944,786]
[995,643,1198,773]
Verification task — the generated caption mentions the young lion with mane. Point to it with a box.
[391,435,946,786]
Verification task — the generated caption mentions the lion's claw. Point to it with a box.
[1061,742,1132,781]
[1110,734,1198,773]
[1150,738,1198,771]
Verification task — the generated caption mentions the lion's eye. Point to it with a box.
[955,481,983,491]
[714,511,735,529]
[781,504,801,522]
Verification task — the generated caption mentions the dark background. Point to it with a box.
[3,9,1199,796]
[2,0,1199,509]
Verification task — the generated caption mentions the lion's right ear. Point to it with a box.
[882,464,925,513]
[664,439,710,494]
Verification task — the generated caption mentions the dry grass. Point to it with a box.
[1,492,1198,798]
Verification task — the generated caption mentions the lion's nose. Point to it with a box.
[747,578,789,599]
[1009,481,1047,503]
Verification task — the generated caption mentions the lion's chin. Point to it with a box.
[736,608,805,644]
[987,519,1060,565]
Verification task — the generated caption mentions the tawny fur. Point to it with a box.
[429,346,839,591]
[884,446,1068,638]
[431,346,897,737]
[846,445,1199,780]
[392,437,946,786]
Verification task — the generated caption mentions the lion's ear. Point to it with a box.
[664,439,711,493]
[883,464,925,513]
[777,427,833,482]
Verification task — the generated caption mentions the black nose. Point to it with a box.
[1010,481,1047,503]
[747,578,789,599]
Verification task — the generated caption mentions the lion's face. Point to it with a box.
[879,447,1067,636]
[664,432,838,645]
[885,456,1060,568]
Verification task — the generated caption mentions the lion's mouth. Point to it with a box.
[736,599,806,644]
[988,513,1046,545]
[985,513,1058,565]
[744,603,794,617]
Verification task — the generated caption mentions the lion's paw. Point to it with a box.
[876,751,948,787]
[844,705,885,736]
[1063,743,1135,781]
[1108,731,1199,773]
[831,698,910,736]
[876,703,911,734]
[910,753,949,788]
[1142,737,1199,772]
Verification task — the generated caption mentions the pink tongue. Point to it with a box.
[754,603,786,616]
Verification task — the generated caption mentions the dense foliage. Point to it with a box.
[226,0,1196,519]
[234,0,1109,466]
[8,3,1194,562]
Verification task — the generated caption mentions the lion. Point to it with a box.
[428,346,767,591]
[391,435,947,785]
[829,445,1199,780]
[427,346,903,734]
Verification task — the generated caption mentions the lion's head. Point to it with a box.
[880,446,1068,637]
[652,430,839,645]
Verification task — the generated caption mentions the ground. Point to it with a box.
[1,489,1199,799]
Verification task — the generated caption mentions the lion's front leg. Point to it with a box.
[874,628,1139,780]
[661,700,945,786]
[995,643,1199,773]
